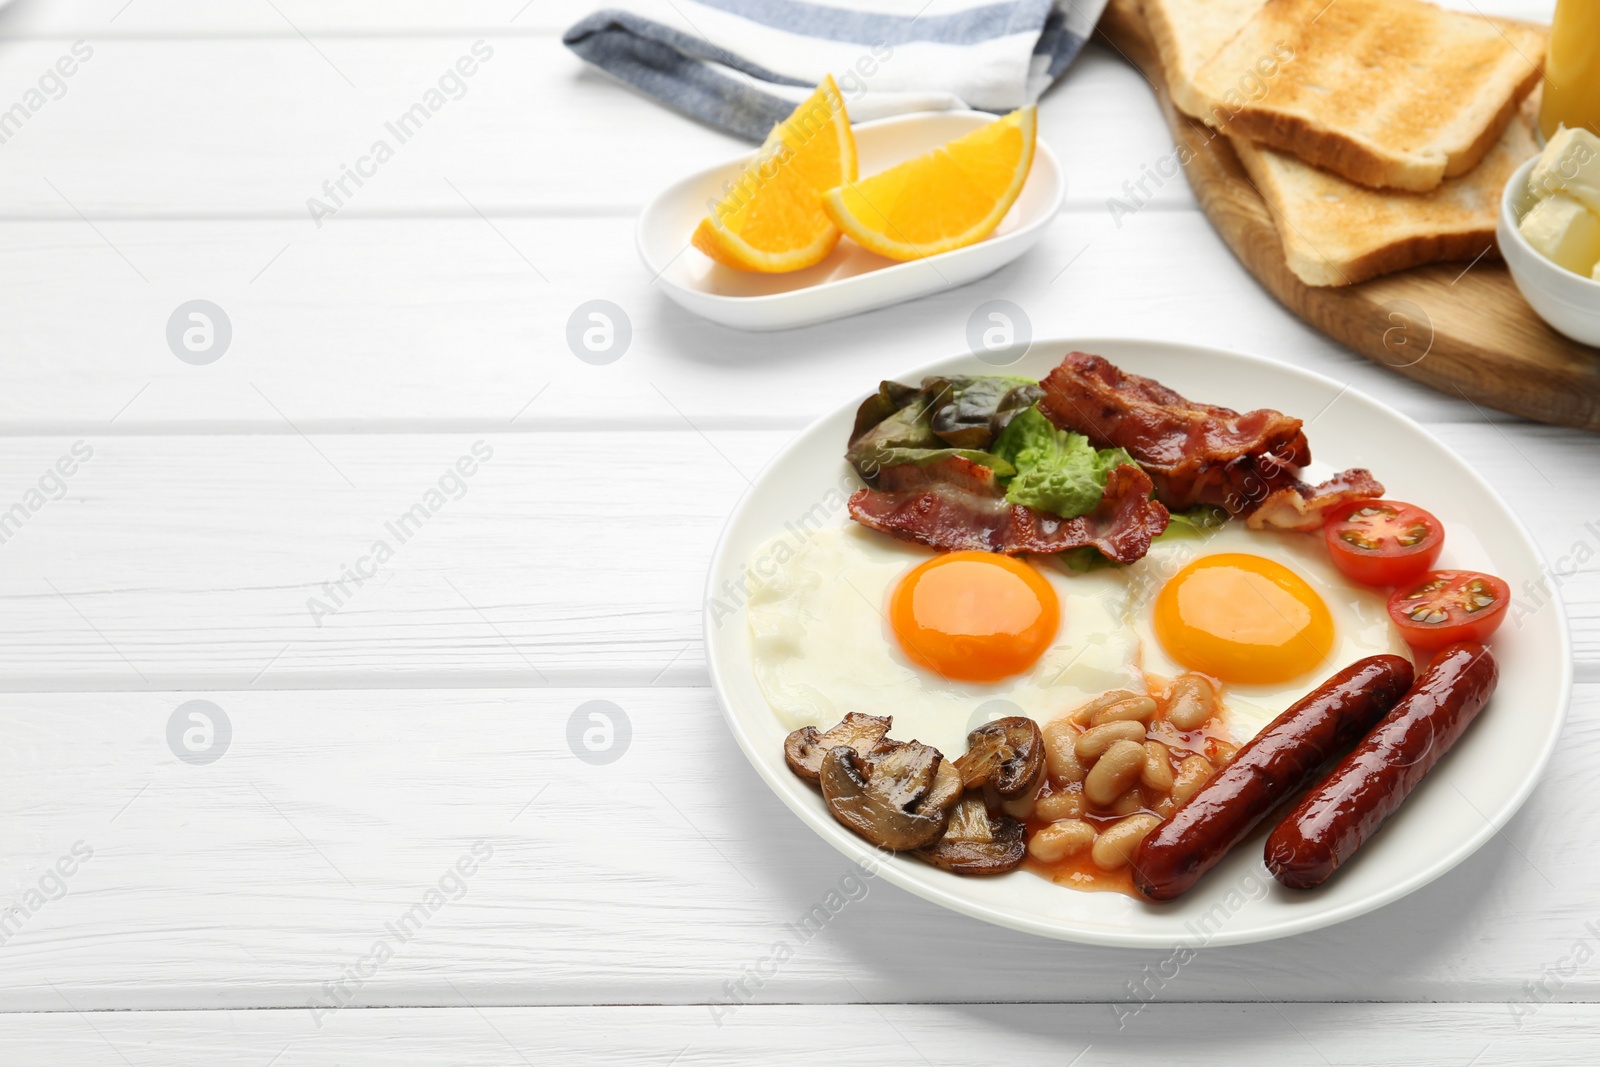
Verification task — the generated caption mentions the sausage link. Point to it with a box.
[1131,655,1414,901]
[1265,642,1498,890]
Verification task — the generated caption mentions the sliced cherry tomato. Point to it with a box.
[1323,499,1444,587]
[1387,570,1510,650]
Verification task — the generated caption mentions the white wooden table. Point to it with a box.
[1,0,1596,1061]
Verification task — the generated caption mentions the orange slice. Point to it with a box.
[822,107,1037,261]
[691,76,857,273]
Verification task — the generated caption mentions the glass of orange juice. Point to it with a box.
[1540,0,1600,140]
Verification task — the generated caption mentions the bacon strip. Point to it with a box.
[1246,469,1386,532]
[1037,352,1311,511]
[847,455,1170,562]
[1036,352,1381,521]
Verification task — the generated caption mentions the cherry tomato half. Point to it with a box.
[1387,570,1510,651]
[1323,499,1444,587]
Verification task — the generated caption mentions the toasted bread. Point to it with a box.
[1140,0,1263,119]
[1193,0,1544,192]
[1230,110,1537,286]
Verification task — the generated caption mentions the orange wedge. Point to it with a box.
[822,107,1037,261]
[692,76,857,273]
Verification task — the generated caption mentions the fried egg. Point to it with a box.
[746,523,1141,756]
[747,515,1411,757]
[1128,523,1412,739]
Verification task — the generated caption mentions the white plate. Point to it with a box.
[703,337,1571,947]
[636,110,1065,332]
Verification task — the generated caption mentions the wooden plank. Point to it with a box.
[0,686,1591,1010]
[0,0,1558,35]
[528,0,1561,33]
[0,427,1591,689]
[0,42,1191,215]
[1,1003,1597,1064]
[0,1,549,37]
[0,431,767,688]
[0,215,1529,433]
[1098,0,1600,432]
[0,38,738,215]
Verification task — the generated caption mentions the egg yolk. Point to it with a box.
[1153,553,1334,685]
[889,551,1060,682]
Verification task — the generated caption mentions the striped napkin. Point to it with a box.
[564,0,1109,141]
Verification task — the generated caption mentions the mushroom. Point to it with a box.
[784,713,895,782]
[953,716,1044,798]
[917,796,1026,876]
[819,741,962,851]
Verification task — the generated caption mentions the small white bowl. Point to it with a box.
[636,110,1066,332]
[1497,155,1600,346]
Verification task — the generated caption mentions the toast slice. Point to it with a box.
[1140,0,1263,119]
[1229,111,1537,286]
[1193,0,1544,192]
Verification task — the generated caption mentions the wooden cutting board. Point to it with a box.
[1096,0,1600,431]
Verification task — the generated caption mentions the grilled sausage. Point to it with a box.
[1265,642,1498,890]
[1132,655,1414,901]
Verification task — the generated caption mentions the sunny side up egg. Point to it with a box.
[1129,523,1412,738]
[746,519,1413,758]
[745,523,1142,758]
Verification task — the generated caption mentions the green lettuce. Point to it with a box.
[846,375,1039,482]
[992,406,1135,519]
[1157,504,1228,539]
[1056,504,1230,573]
[928,375,1041,448]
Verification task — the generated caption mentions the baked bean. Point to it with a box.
[1028,819,1096,863]
[1141,740,1175,792]
[1001,774,1042,820]
[1111,788,1143,815]
[1166,674,1218,730]
[1091,813,1162,870]
[1209,739,1239,766]
[1090,695,1159,728]
[1075,720,1147,763]
[1068,689,1144,725]
[1172,754,1215,805]
[1034,790,1084,822]
[1043,720,1087,782]
[1084,739,1145,806]
[1154,795,1177,819]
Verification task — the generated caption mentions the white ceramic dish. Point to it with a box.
[1498,155,1600,347]
[704,337,1571,947]
[636,110,1065,332]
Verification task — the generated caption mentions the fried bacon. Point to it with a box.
[846,455,1170,562]
[1246,468,1386,533]
[1037,351,1380,520]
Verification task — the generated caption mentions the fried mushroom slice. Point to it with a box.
[917,797,1026,876]
[953,717,1044,798]
[784,713,895,783]
[819,742,962,851]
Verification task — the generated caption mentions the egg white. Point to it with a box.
[1127,523,1414,740]
[746,522,1143,757]
[746,518,1414,757]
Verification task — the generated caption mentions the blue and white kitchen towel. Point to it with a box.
[564,0,1110,141]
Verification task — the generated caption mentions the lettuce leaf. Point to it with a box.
[928,376,1041,448]
[992,406,1135,519]
[846,375,1037,482]
[1157,504,1228,539]
[1054,545,1123,574]
[1056,504,1229,573]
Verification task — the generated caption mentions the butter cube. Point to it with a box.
[1520,193,1600,275]
[1593,260,1600,282]
[1529,127,1600,215]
